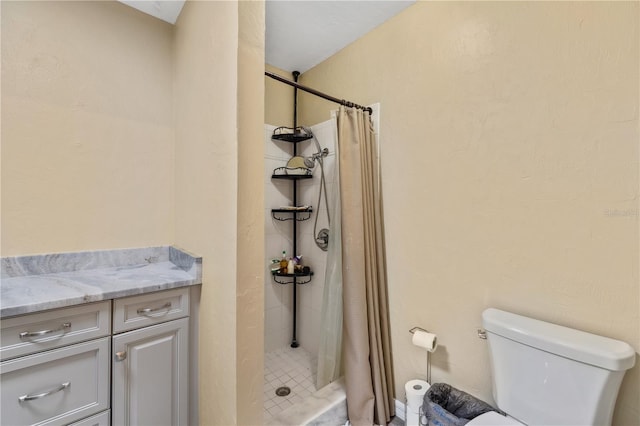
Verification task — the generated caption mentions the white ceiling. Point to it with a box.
[119,0,185,25]
[266,1,415,73]
[119,0,415,73]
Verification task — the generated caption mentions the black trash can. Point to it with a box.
[420,383,501,426]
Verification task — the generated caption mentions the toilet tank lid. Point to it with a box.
[482,308,636,371]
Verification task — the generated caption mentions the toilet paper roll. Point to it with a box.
[412,329,438,352]
[405,379,430,414]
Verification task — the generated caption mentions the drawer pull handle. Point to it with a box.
[19,322,71,339]
[115,351,127,361]
[18,381,70,402]
[137,302,172,316]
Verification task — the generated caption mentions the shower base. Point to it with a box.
[264,345,317,424]
[271,377,347,426]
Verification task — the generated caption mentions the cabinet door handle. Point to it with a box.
[115,351,127,362]
[18,381,70,402]
[19,322,71,339]
[136,302,171,316]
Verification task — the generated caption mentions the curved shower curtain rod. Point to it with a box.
[265,71,373,114]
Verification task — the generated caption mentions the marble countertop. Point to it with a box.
[1,246,202,318]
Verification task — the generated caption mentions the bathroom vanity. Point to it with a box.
[0,246,202,426]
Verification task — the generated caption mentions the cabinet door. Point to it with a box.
[112,318,188,426]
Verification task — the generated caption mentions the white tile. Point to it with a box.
[297,217,314,238]
[265,373,277,382]
[265,306,282,336]
[265,127,283,159]
[264,344,318,418]
[297,238,314,264]
[267,406,283,417]
[265,208,279,237]
[297,281,313,310]
[273,218,293,242]
[281,285,294,310]
[271,139,293,160]
[297,180,316,207]
[278,399,293,410]
[264,280,281,310]
[264,332,282,353]
[264,157,276,180]
[266,237,286,268]
[316,119,338,153]
[266,181,292,208]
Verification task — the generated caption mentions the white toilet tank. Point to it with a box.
[482,308,636,426]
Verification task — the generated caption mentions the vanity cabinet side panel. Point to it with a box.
[189,285,201,426]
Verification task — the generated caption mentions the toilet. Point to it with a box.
[467,308,636,426]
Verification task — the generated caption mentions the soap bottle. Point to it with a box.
[287,258,295,274]
[280,251,288,273]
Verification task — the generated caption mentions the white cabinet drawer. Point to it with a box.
[0,337,110,426]
[113,288,189,333]
[68,410,110,426]
[1,301,111,361]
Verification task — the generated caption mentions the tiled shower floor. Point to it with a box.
[264,346,317,424]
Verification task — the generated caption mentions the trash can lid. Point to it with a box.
[466,412,524,426]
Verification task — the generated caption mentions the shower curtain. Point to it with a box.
[337,106,394,426]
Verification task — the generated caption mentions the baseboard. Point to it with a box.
[394,398,406,421]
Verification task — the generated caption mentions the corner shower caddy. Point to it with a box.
[265,70,373,350]
[270,126,315,348]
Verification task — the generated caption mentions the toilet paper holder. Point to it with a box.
[409,326,434,386]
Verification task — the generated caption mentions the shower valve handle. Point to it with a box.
[315,229,330,251]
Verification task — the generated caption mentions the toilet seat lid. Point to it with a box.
[466,412,525,426]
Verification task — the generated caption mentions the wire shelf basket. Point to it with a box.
[271,126,314,143]
[272,166,312,177]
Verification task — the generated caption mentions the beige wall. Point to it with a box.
[173,2,239,424]
[297,2,639,424]
[1,1,174,256]
[236,1,265,424]
[265,64,294,127]
[2,0,265,423]
[174,1,264,424]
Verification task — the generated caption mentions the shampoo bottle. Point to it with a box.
[280,251,288,273]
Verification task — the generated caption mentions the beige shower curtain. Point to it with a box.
[338,106,395,426]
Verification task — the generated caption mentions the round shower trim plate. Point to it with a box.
[275,386,291,397]
[316,228,329,251]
